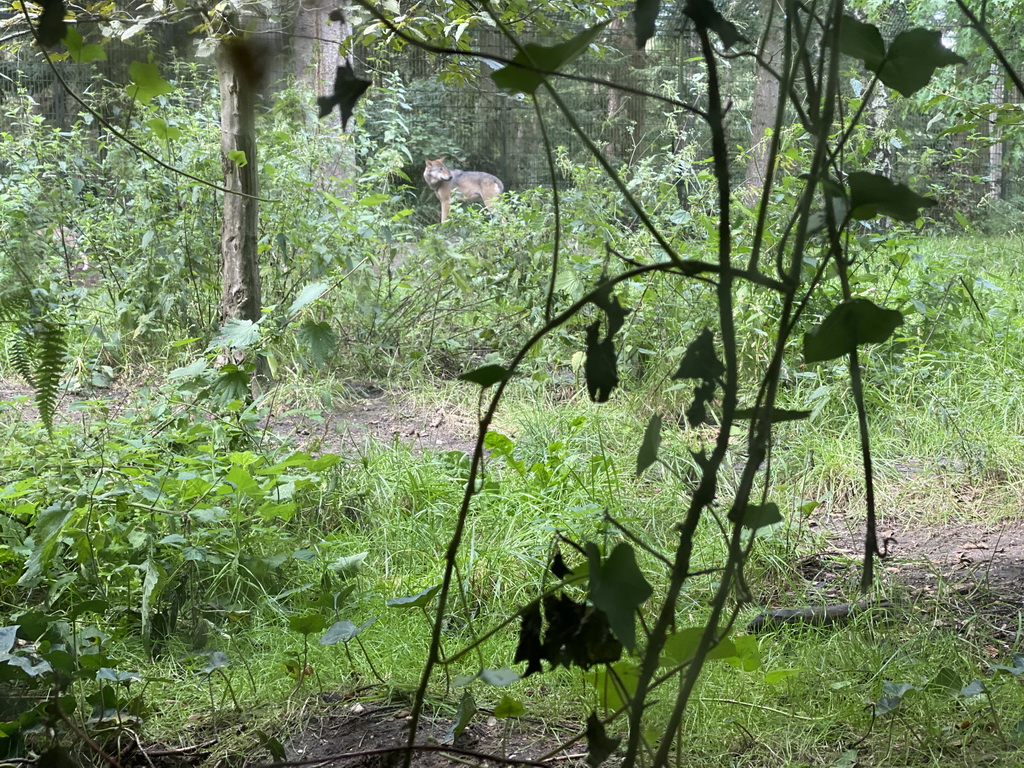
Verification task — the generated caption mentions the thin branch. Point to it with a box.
[533,93,562,323]
[16,5,275,202]
[351,0,706,120]
[399,261,671,768]
[956,0,1024,100]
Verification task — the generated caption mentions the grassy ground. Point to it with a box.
[3,236,1024,767]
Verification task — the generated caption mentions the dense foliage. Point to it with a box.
[4,1,1024,767]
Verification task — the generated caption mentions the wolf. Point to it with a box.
[423,158,504,223]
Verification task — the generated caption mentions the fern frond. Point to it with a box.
[33,321,68,433]
[9,328,37,387]
[0,287,68,432]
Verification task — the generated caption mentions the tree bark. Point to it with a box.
[218,39,261,326]
[742,8,783,207]
[989,64,1005,200]
[292,0,355,187]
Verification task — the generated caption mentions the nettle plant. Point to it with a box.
[334,1,977,766]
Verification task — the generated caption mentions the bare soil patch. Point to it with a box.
[261,383,478,456]
[801,511,1024,648]
[284,701,586,768]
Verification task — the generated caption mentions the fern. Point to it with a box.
[0,289,68,433]
[33,321,68,432]
[9,327,37,386]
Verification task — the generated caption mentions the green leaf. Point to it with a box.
[307,454,341,471]
[723,635,762,672]
[959,680,986,698]
[209,318,260,351]
[296,319,337,367]
[764,668,801,684]
[883,681,915,698]
[878,28,966,97]
[673,327,723,381]
[140,559,164,645]
[492,22,609,95]
[200,651,230,676]
[804,299,903,363]
[256,501,296,521]
[387,584,441,608]
[68,599,109,620]
[288,613,327,636]
[224,465,261,498]
[445,692,476,743]
[145,117,181,142]
[990,654,1024,676]
[493,695,526,718]
[636,413,662,476]
[15,613,55,642]
[256,730,287,763]
[227,149,247,167]
[661,627,737,667]
[329,552,368,578]
[459,364,511,387]
[18,503,75,587]
[587,543,653,653]
[126,60,173,104]
[838,15,885,71]
[633,0,660,48]
[168,358,208,379]
[589,661,639,711]
[288,281,330,315]
[926,666,962,693]
[873,695,902,715]
[0,626,17,655]
[847,172,936,221]
[585,711,621,767]
[480,667,520,687]
[320,617,377,645]
[729,502,783,531]
[63,26,106,63]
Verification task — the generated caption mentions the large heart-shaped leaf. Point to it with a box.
[587,543,652,652]
[804,299,903,363]
[848,172,936,222]
[492,23,609,95]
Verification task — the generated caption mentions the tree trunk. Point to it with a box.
[218,40,261,326]
[742,8,783,207]
[989,64,1005,200]
[292,0,354,186]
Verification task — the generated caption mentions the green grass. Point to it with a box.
[4,236,1024,765]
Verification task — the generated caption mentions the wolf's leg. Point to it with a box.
[440,190,451,223]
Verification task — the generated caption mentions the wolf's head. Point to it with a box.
[423,158,453,189]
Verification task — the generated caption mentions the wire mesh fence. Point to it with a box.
[2,15,1022,216]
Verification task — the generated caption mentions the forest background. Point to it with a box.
[4,1,1024,767]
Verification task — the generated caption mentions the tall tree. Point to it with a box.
[290,0,355,186]
[742,2,783,205]
[217,35,262,326]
